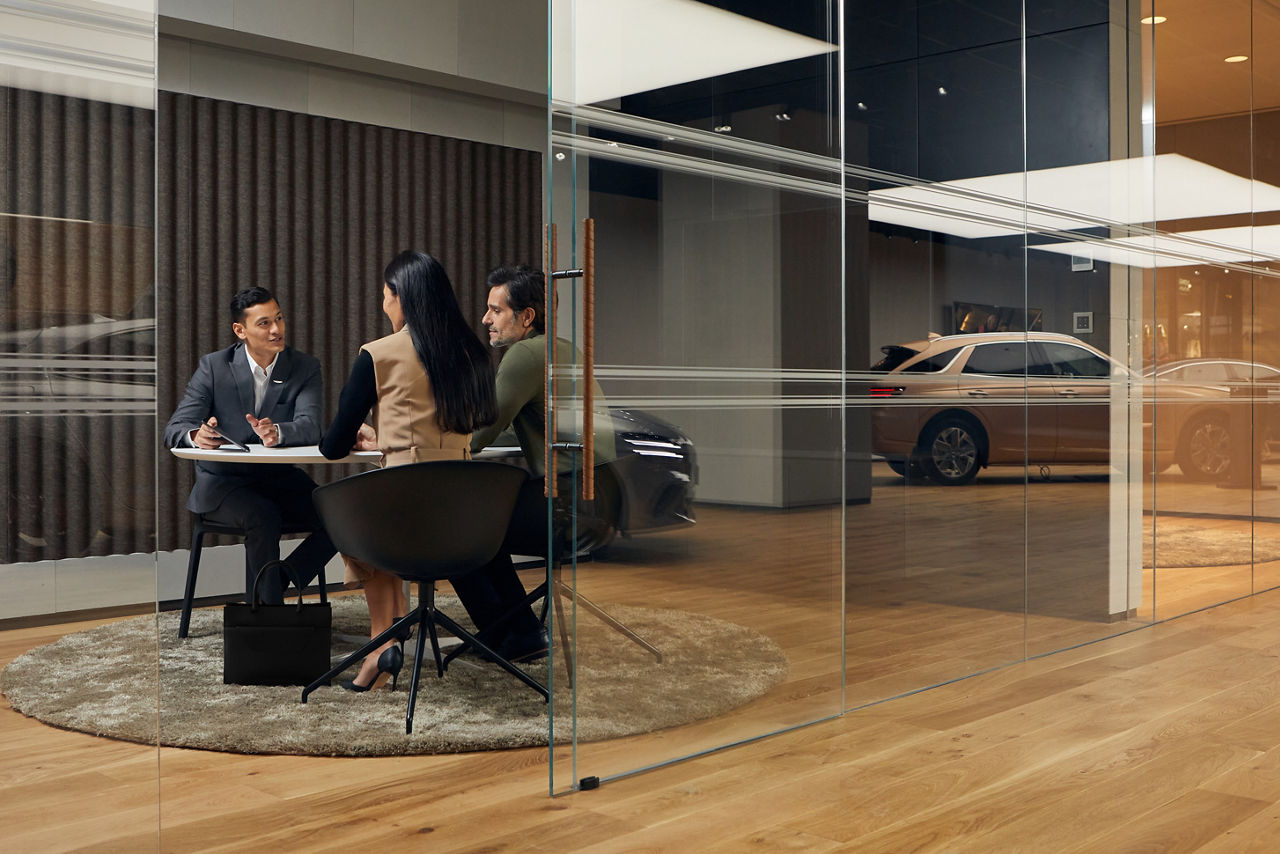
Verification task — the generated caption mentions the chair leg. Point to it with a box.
[440,579,547,669]
[551,567,574,688]
[549,553,662,665]
[424,612,445,676]
[178,527,206,639]
[405,601,434,735]
[558,581,663,663]
[435,610,548,701]
[300,610,420,703]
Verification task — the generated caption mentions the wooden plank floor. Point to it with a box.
[6,465,1280,851]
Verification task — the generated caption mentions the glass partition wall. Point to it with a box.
[0,0,159,846]
[1144,0,1280,614]
[547,0,847,791]
[6,0,1280,830]
[844,0,1280,724]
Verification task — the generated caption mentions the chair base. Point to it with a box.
[302,581,547,734]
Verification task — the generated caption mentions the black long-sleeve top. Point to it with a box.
[319,349,377,459]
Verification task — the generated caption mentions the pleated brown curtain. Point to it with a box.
[156,91,542,551]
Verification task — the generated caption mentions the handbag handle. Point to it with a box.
[249,559,325,610]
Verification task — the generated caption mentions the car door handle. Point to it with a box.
[967,390,990,397]
[1058,389,1079,398]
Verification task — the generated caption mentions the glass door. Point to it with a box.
[547,0,846,792]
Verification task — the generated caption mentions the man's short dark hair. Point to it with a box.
[486,265,545,335]
[230,286,275,323]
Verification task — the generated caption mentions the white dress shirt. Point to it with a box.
[184,348,283,446]
[246,347,283,444]
[246,347,279,414]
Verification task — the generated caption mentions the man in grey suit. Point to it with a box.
[163,286,335,605]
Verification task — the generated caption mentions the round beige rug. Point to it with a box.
[0,595,788,756]
[1143,517,1280,568]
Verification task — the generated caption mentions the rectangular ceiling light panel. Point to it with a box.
[1032,224,1280,269]
[552,0,837,105]
[868,154,1280,240]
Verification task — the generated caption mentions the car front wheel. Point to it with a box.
[919,417,981,485]
[1176,413,1231,481]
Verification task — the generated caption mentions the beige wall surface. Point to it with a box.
[158,34,544,152]
[160,0,543,94]
[158,0,545,151]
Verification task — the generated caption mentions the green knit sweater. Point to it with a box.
[471,333,615,475]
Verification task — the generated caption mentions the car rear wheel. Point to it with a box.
[918,417,981,485]
[1176,413,1231,481]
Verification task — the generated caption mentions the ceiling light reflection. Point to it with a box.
[552,0,836,104]
[1030,224,1280,269]
[868,154,1280,240]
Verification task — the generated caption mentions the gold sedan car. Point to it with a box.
[868,332,1278,485]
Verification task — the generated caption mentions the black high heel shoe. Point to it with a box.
[391,617,414,642]
[341,643,404,692]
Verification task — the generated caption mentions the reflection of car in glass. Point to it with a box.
[604,408,697,541]
[487,407,697,551]
[868,332,1280,485]
[0,317,155,409]
[0,316,696,559]
[1143,359,1280,480]
[0,316,156,561]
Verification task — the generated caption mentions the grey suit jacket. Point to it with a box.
[163,343,323,513]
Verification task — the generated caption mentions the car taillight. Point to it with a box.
[869,386,904,397]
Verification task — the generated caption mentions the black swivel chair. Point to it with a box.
[300,460,546,734]
[177,515,319,639]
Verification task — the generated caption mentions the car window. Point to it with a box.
[1254,366,1280,381]
[901,347,961,372]
[1024,347,1058,377]
[1040,342,1112,378]
[1234,364,1280,382]
[961,342,1029,376]
[1163,362,1230,383]
[871,345,925,372]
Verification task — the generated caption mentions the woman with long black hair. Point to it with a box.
[320,250,544,692]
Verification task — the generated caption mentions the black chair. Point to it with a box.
[177,515,319,638]
[300,460,546,734]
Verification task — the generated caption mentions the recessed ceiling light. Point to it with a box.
[1225,55,1249,63]
[856,101,868,111]
[937,86,947,96]
[1140,16,1167,25]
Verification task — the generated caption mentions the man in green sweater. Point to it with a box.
[469,265,615,661]
[470,265,614,473]
[469,265,551,469]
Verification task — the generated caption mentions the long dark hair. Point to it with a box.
[384,250,497,434]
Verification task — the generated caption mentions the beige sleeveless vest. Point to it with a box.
[360,328,471,467]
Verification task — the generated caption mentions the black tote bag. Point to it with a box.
[223,560,331,685]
